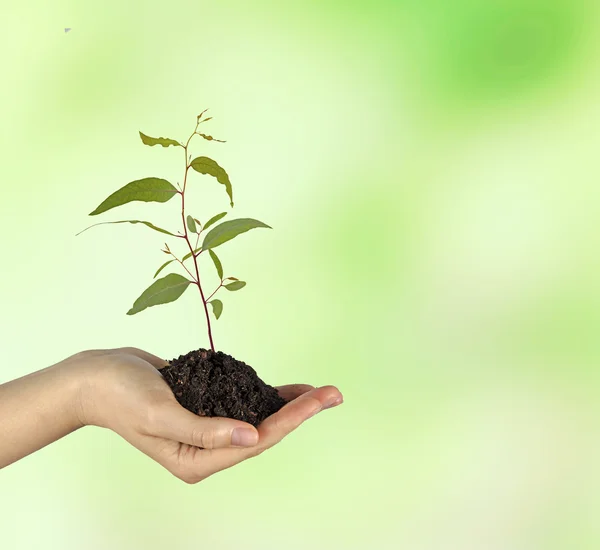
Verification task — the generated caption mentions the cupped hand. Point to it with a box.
[65,347,343,484]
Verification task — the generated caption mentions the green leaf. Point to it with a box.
[127,273,192,315]
[203,212,227,231]
[76,219,177,237]
[224,280,246,291]
[202,218,272,250]
[208,250,223,280]
[209,299,223,320]
[189,157,234,207]
[89,178,178,216]
[182,247,202,262]
[197,133,226,143]
[154,259,174,278]
[186,215,197,233]
[139,132,182,148]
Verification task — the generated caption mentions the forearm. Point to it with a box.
[0,359,84,469]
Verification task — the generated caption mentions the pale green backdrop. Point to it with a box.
[1,1,600,549]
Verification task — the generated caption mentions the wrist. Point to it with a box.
[61,351,120,430]
[53,352,98,429]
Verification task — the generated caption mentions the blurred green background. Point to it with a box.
[2,0,600,548]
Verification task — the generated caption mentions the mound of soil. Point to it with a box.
[160,348,286,427]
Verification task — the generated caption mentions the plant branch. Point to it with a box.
[205,282,223,303]
[169,251,197,282]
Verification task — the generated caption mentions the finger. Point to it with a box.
[116,346,170,369]
[153,385,343,482]
[257,385,343,447]
[147,401,259,449]
[275,384,315,402]
[125,431,186,478]
[174,385,344,479]
[120,429,208,484]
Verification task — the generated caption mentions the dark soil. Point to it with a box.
[160,348,287,427]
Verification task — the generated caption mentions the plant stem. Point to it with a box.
[180,120,216,352]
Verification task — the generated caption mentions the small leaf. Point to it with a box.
[139,132,182,148]
[182,247,202,262]
[89,178,178,216]
[209,249,223,280]
[224,280,246,291]
[209,299,223,320]
[199,117,213,123]
[127,273,192,315]
[76,219,177,237]
[186,215,197,233]
[190,157,234,207]
[193,218,202,229]
[202,218,272,250]
[197,133,226,143]
[225,277,239,281]
[154,259,174,278]
[203,212,227,231]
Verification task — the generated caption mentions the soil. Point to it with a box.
[160,348,287,427]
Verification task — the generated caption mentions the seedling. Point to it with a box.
[76,110,286,426]
[77,109,269,349]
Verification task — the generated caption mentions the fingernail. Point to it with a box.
[323,396,343,409]
[231,428,259,447]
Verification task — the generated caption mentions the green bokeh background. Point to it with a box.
[2,1,600,548]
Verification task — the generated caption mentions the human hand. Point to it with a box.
[66,347,343,483]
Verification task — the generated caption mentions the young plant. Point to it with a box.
[76,110,271,351]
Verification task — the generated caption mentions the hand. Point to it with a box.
[68,347,343,484]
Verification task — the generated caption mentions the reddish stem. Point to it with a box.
[180,121,216,352]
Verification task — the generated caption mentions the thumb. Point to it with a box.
[148,401,259,449]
